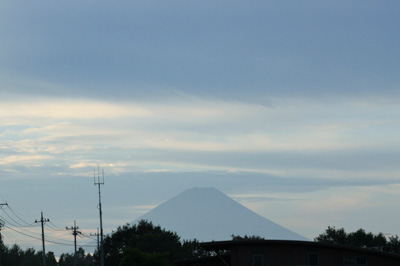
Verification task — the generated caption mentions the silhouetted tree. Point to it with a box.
[0,243,87,266]
[21,248,39,266]
[8,244,23,266]
[315,226,348,245]
[231,234,265,241]
[58,248,94,266]
[102,220,204,266]
[315,226,400,254]
[181,239,209,258]
[386,235,400,254]
[46,251,58,266]
[119,247,172,266]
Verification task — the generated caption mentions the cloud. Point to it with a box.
[1,96,399,180]
[1,1,400,103]
[0,99,151,123]
[0,154,54,166]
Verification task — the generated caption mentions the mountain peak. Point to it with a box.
[134,187,307,241]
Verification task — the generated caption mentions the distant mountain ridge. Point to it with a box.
[133,187,308,241]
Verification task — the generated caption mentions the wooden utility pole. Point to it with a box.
[90,228,100,253]
[94,167,105,266]
[35,212,50,266]
[66,220,81,266]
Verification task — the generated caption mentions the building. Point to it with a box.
[177,240,400,266]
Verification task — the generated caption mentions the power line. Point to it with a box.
[0,202,98,256]
[5,205,36,227]
[4,225,43,242]
[3,222,94,247]
[45,222,66,232]
[0,211,36,228]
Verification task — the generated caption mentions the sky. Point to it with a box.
[0,0,400,257]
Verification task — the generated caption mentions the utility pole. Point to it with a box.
[90,228,100,253]
[94,167,105,266]
[35,212,50,266]
[0,203,7,266]
[66,220,82,266]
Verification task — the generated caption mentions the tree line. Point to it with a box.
[0,220,206,266]
[1,223,399,266]
[315,226,400,254]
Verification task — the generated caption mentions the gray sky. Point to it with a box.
[0,0,400,257]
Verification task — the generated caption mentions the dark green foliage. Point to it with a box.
[119,247,172,266]
[21,248,38,266]
[315,226,400,254]
[0,242,93,266]
[0,220,201,266]
[58,247,95,266]
[387,235,400,254]
[102,220,205,266]
[231,234,266,241]
[181,239,209,258]
[46,251,58,266]
[8,244,23,266]
[314,226,349,245]
[0,244,56,266]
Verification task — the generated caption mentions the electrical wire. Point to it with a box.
[45,222,66,232]
[2,230,39,246]
[0,208,36,228]
[0,218,43,239]
[0,202,100,256]
[5,205,37,226]
[4,225,43,242]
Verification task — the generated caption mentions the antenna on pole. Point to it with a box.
[94,166,105,266]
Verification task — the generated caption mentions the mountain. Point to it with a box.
[133,187,308,241]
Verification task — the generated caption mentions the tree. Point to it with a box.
[314,226,348,245]
[315,226,400,255]
[102,220,204,266]
[181,239,209,258]
[119,247,172,266]
[386,235,400,254]
[46,251,58,266]
[8,244,23,266]
[59,248,95,266]
[21,248,39,266]
[0,242,91,266]
[0,241,7,266]
[231,234,265,241]
[348,228,375,247]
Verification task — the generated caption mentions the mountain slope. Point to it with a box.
[133,187,307,241]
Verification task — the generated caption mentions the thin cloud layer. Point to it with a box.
[1,97,399,179]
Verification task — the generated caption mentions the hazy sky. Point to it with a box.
[1,0,400,257]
